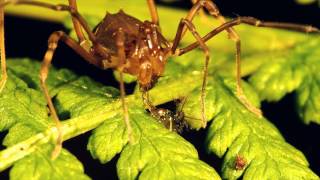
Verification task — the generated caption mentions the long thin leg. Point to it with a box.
[194,1,264,116]
[178,16,319,115]
[66,0,92,52]
[183,1,319,116]
[0,1,6,93]
[191,0,209,24]
[173,0,263,117]
[40,31,100,159]
[68,0,85,43]
[179,16,320,54]
[0,0,111,57]
[142,90,167,127]
[0,0,97,44]
[142,90,156,112]
[172,18,210,128]
[115,28,133,144]
[147,0,159,26]
[183,1,236,40]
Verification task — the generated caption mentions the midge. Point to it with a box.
[0,0,318,158]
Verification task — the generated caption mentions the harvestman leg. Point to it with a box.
[171,0,319,125]
[0,0,97,44]
[0,1,6,93]
[8,0,136,148]
[1,2,101,57]
[115,28,133,143]
[0,0,103,158]
[181,16,320,52]
[176,16,319,120]
[191,0,210,24]
[179,0,264,118]
[182,0,319,117]
[0,0,98,90]
[40,31,100,159]
[66,0,94,51]
[147,0,159,26]
[172,19,211,128]
[68,0,85,43]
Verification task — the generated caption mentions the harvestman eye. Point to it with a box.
[0,0,318,159]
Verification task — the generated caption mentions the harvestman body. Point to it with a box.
[0,0,318,158]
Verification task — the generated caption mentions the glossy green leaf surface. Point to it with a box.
[0,59,89,179]
[10,147,89,180]
[249,38,320,124]
[194,76,317,179]
[1,0,319,179]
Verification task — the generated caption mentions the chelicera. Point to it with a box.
[0,0,319,158]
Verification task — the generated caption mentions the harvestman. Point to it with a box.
[0,0,318,158]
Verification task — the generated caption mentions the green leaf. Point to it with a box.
[3,123,39,147]
[37,58,219,179]
[87,114,127,164]
[52,69,220,179]
[115,108,220,180]
[182,75,318,179]
[0,59,90,179]
[249,38,320,124]
[181,75,260,129]
[0,70,36,131]
[0,70,50,141]
[113,71,137,84]
[54,76,119,117]
[6,58,78,92]
[296,78,320,123]
[55,76,126,164]
[10,146,89,180]
[2,0,320,179]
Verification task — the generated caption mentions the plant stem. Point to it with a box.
[0,101,119,171]
[0,71,200,172]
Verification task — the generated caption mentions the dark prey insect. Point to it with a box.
[150,98,189,133]
[151,107,186,133]
[0,0,319,158]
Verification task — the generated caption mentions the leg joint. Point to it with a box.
[48,31,65,47]
[200,0,220,17]
[54,4,70,11]
[181,19,196,32]
[69,6,78,15]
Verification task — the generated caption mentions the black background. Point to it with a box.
[1,0,320,179]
